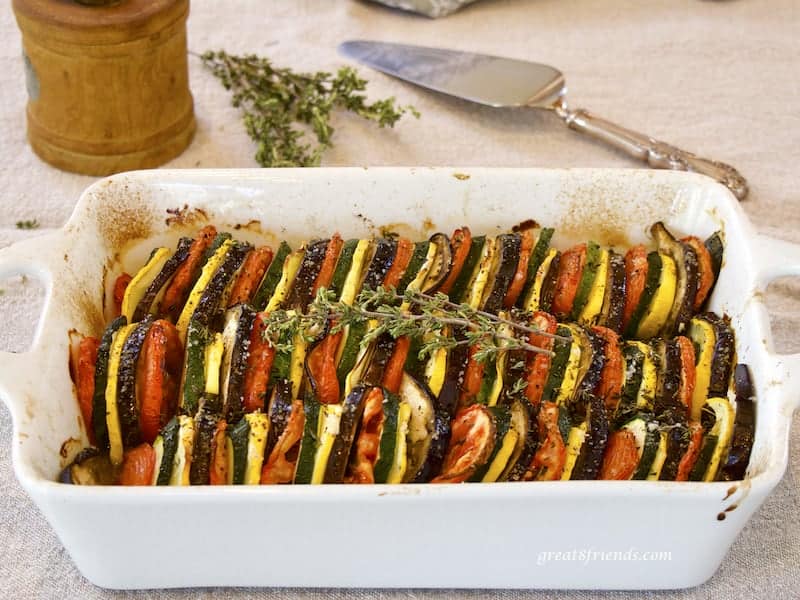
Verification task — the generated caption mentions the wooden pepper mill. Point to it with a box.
[13,0,196,176]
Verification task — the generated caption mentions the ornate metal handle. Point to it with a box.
[553,99,748,200]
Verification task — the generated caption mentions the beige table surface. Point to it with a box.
[1,0,799,598]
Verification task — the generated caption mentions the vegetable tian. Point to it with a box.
[64,220,755,486]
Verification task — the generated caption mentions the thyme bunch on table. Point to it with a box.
[260,287,563,362]
[200,50,418,167]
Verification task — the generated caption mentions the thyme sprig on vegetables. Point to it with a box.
[199,50,418,168]
[260,287,559,361]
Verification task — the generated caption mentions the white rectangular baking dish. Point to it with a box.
[0,168,798,590]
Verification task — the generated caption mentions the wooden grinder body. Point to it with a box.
[13,0,196,176]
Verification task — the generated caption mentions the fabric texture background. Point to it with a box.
[0,0,798,598]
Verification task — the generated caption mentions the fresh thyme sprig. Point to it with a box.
[259,287,557,361]
[199,50,418,168]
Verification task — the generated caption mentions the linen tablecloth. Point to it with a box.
[1,1,798,598]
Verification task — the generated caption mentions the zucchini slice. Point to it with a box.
[384,401,412,484]
[560,422,588,480]
[626,341,657,414]
[449,235,486,303]
[244,413,270,485]
[121,248,172,322]
[522,247,559,312]
[687,316,716,421]
[105,323,138,465]
[636,252,677,340]
[309,403,343,484]
[465,236,497,310]
[180,319,209,416]
[690,396,735,481]
[704,230,724,296]
[373,393,402,484]
[622,416,661,480]
[132,237,193,323]
[540,324,573,404]
[624,251,662,339]
[339,239,374,306]
[646,431,669,480]
[328,239,359,300]
[517,227,554,308]
[176,238,234,342]
[226,416,250,485]
[170,415,196,485]
[92,316,127,450]
[571,241,602,322]
[153,417,179,485]
[264,247,305,312]
[497,400,531,482]
[577,246,609,326]
[251,241,291,310]
[555,325,587,406]
[294,393,322,484]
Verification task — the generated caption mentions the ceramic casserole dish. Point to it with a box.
[0,167,798,590]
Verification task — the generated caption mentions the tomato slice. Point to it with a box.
[312,234,344,296]
[381,336,411,394]
[75,336,100,444]
[113,273,132,317]
[228,246,274,307]
[621,244,649,331]
[306,330,342,405]
[503,228,535,308]
[160,225,217,321]
[382,237,414,291]
[551,243,587,319]
[137,320,183,443]
[682,236,715,310]
[209,420,228,485]
[524,311,558,408]
[261,400,305,484]
[592,326,623,412]
[599,430,639,480]
[119,443,156,486]
[675,335,696,410]
[346,388,386,484]
[432,404,495,483]
[530,402,566,481]
[242,312,276,413]
[676,421,704,481]
[459,345,486,408]
[438,227,472,295]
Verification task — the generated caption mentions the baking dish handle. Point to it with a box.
[0,234,58,412]
[751,233,800,411]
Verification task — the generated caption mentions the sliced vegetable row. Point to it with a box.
[66,303,754,485]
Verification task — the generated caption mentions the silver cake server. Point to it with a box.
[339,40,748,200]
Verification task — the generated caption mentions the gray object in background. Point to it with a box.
[368,0,480,18]
[339,40,749,199]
